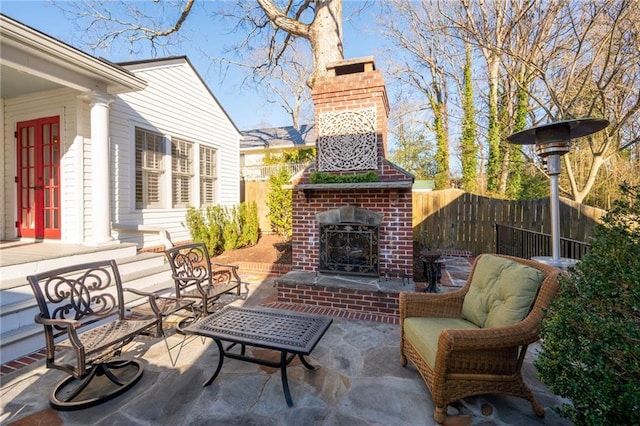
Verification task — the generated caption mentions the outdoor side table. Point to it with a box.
[420,250,443,293]
[181,306,333,406]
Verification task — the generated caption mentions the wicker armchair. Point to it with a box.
[399,254,561,424]
[27,259,162,410]
[165,243,242,318]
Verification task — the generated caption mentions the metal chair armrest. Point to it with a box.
[123,288,162,317]
[34,314,81,329]
[212,262,242,284]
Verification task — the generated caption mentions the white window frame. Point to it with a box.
[199,145,218,206]
[171,138,193,208]
[135,127,165,210]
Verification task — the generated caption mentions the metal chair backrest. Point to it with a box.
[28,259,126,343]
[165,242,214,294]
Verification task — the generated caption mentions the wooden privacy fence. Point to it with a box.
[412,189,606,256]
[242,183,607,256]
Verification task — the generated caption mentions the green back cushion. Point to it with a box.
[461,255,544,328]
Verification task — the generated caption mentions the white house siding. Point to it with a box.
[1,88,85,243]
[1,99,5,241]
[111,58,241,248]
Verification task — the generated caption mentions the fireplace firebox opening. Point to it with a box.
[317,206,382,276]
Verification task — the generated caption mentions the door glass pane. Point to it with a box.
[21,128,28,147]
[43,125,50,165]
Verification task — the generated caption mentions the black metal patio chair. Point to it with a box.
[164,242,242,320]
[27,259,162,410]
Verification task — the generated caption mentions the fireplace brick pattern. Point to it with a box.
[291,188,413,278]
[276,283,401,316]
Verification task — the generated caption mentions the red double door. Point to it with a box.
[16,116,61,239]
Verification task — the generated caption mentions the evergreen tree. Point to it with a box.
[460,43,478,193]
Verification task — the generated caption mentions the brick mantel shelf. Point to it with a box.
[285,181,413,190]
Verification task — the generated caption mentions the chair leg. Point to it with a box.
[434,405,447,424]
[531,398,545,417]
[49,359,143,411]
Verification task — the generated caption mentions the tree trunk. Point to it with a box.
[257,0,344,88]
[307,0,344,87]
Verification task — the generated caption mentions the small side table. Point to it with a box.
[420,250,443,293]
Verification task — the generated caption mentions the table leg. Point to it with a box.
[203,339,225,387]
[280,351,294,407]
[299,355,317,371]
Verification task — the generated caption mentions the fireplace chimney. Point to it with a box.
[289,57,414,280]
[312,56,390,172]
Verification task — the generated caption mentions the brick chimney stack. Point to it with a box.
[311,57,390,171]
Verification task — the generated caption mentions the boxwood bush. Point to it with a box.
[184,201,259,255]
[536,184,640,425]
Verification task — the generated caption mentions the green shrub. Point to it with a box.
[204,205,225,255]
[535,184,640,425]
[267,167,293,238]
[184,202,259,255]
[222,205,240,251]
[309,171,379,184]
[239,201,259,247]
[185,206,208,248]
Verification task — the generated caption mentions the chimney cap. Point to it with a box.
[326,56,376,76]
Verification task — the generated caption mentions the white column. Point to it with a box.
[87,91,115,245]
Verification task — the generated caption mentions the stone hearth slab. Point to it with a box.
[276,271,415,293]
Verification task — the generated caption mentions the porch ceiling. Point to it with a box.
[0,64,63,98]
[0,14,146,98]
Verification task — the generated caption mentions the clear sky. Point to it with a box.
[0,1,383,131]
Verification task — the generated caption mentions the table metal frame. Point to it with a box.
[181,306,332,406]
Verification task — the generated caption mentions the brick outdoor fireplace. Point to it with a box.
[275,57,415,317]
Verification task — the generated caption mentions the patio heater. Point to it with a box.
[506,118,608,269]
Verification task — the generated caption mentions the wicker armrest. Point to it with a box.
[399,290,466,320]
[439,319,540,351]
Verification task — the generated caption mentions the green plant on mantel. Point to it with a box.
[309,171,379,184]
[535,184,640,426]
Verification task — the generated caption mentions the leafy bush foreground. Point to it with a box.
[536,184,640,425]
[184,201,259,256]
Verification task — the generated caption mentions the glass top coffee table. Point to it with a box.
[181,306,333,406]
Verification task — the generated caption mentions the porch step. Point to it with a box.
[0,243,138,284]
[0,252,175,365]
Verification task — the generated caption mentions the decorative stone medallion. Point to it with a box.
[317,107,377,171]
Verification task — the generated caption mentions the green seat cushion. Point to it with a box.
[461,255,544,328]
[404,317,478,368]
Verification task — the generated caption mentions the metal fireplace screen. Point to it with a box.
[319,223,379,276]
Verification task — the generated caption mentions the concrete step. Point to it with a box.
[0,244,138,284]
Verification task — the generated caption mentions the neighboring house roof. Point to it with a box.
[117,56,241,135]
[413,180,435,191]
[0,13,146,97]
[241,124,316,152]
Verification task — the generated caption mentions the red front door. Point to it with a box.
[16,116,61,239]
